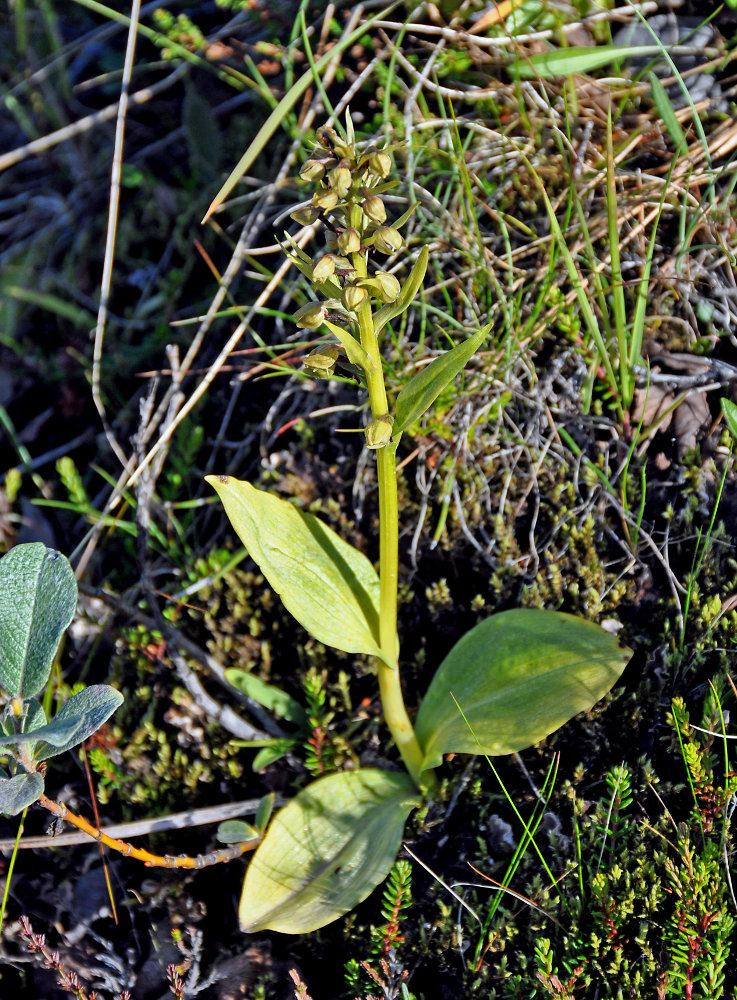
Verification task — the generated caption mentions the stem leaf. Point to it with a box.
[206,477,384,660]
[373,246,429,337]
[239,768,419,932]
[415,610,630,772]
[393,324,489,436]
[0,543,77,699]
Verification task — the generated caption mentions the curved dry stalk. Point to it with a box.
[37,794,260,869]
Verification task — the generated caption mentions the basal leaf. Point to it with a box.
[206,478,383,660]
[0,772,44,816]
[415,609,630,771]
[226,668,307,726]
[393,325,489,436]
[31,685,124,762]
[0,543,77,698]
[239,769,419,933]
[373,246,429,337]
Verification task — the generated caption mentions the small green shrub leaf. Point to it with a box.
[31,685,124,761]
[373,246,429,337]
[205,478,383,660]
[255,792,276,833]
[0,543,77,699]
[394,325,489,436]
[0,773,44,816]
[239,769,419,933]
[217,819,259,844]
[252,740,295,771]
[415,610,631,771]
[226,668,307,726]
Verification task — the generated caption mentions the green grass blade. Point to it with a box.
[203,4,398,222]
[606,105,628,407]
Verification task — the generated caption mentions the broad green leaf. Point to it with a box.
[31,685,124,762]
[722,398,737,441]
[206,477,383,660]
[415,610,630,771]
[373,246,429,337]
[510,45,664,79]
[226,668,307,726]
[0,773,44,816]
[0,543,77,698]
[217,819,259,844]
[393,325,489,436]
[239,768,419,933]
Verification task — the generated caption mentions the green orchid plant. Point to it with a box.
[206,116,631,935]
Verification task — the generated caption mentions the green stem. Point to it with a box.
[349,216,429,789]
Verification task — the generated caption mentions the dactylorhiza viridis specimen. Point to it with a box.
[207,116,631,935]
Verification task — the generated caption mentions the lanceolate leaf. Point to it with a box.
[0,772,44,816]
[373,246,429,337]
[0,543,77,699]
[206,478,384,660]
[393,325,489,436]
[239,769,419,933]
[415,610,630,772]
[31,685,124,762]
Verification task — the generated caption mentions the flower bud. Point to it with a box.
[316,126,340,148]
[362,195,386,224]
[290,205,320,225]
[338,228,361,254]
[365,414,394,449]
[373,270,400,302]
[312,255,336,283]
[329,166,352,198]
[343,284,368,311]
[293,302,326,329]
[304,344,339,375]
[314,189,339,211]
[369,150,392,178]
[299,159,325,182]
[372,225,403,254]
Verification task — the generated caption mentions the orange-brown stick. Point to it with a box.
[38,794,260,868]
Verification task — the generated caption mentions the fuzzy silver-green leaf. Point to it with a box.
[0,543,77,699]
